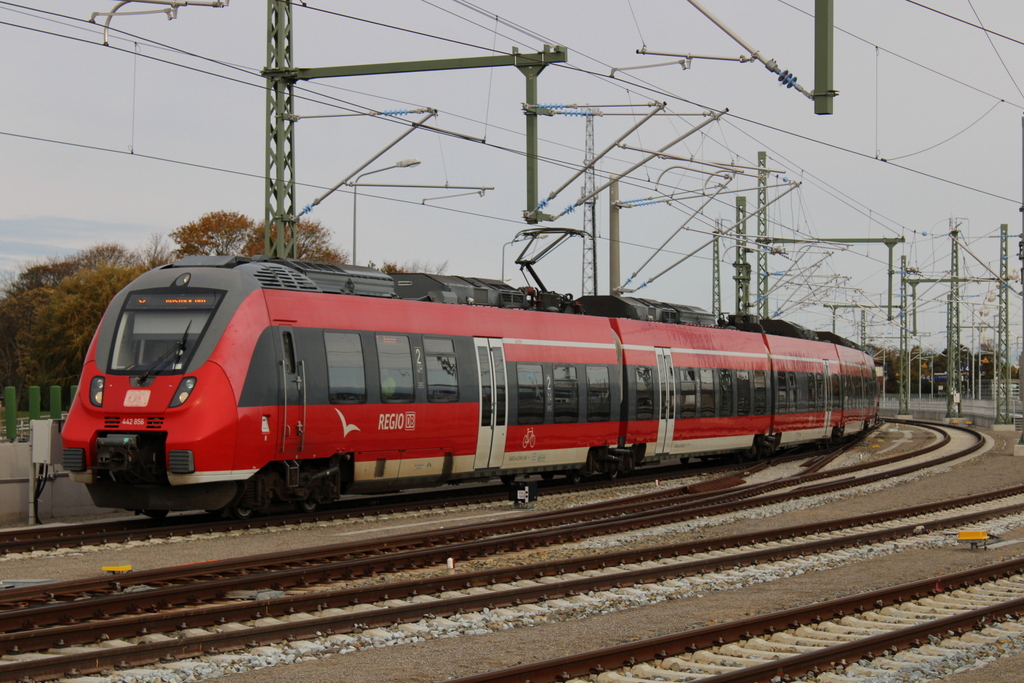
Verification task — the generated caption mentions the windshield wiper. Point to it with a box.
[137,320,192,385]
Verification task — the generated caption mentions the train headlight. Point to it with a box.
[89,376,104,407]
[169,377,197,408]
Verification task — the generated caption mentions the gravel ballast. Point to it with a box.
[6,424,1024,683]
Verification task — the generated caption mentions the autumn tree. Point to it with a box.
[0,243,154,402]
[170,211,348,263]
[169,211,255,257]
[246,219,347,263]
[20,264,146,389]
[132,233,175,269]
[1,253,90,391]
[378,259,449,274]
[0,287,52,395]
[2,259,79,297]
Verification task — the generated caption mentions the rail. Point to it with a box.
[0,422,999,681]
[446,557,1024,683]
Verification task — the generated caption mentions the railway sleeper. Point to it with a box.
[734,638,815,656]
[660,656,739,675]
[718,642,791,660]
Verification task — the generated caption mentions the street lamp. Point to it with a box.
[351,158,421,266]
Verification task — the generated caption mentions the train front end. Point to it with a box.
[62,257,264,514]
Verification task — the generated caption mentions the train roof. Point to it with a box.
[165,255,863,351]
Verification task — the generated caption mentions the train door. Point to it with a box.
[821,361,832,438]
[655,348,676,455]
[473,338,508,469]
[278,328,307,456]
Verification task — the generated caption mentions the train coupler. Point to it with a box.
[96,434,139,471]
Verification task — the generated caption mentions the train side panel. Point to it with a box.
[62,258,878,515]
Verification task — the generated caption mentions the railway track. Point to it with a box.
[446,557,1024,683]
[0,421,962,608]
[0,453,791,557]
[0,419,918,560]
[0,420,999,682]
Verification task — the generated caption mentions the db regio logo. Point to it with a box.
[379,412,416,431]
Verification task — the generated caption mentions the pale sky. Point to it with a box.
[3,0,1024,351]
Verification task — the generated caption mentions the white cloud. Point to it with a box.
[0,216,163,277]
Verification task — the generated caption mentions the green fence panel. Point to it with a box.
[4,386,14,441]
[28,386,41,421]
[50,385,62,419]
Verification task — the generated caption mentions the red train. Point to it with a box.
[61,256,879,518]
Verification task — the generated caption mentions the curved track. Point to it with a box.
[0,420,994,681]
[446,558,1024,683]
[0,453,795,556]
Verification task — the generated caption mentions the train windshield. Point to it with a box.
[109,290,221,374]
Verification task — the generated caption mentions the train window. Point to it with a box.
[753,370,767,415]
[553,365,579,423]
[776,372,788,413]
[324,332,366,404]
[477,347,492,426]
[831,374,841,410]
[517,364,545,425]
[789,372,800,412]
[109,290,219,374]
[635,366,655,421]
[424,337,458,403]
[678,368,697,419]
[554,365,576,380]
[658,356,673,421]
[736,369,751,417]
[814,373,825,411]
[719,369,734,417]
[586,366,610,422]
[699,368,715,417]
[282,331,296,375]
[424,338,453,354]
[492,347,506,426]
[376,334,414,403]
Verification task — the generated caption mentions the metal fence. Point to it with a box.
[0,416,32,442]
[880,394,1023,429]
[3,385,74,442]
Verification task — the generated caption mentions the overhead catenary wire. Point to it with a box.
[1,0,1015,338]
[5,0,1016,218]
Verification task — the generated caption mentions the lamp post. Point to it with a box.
[351,158,421,265]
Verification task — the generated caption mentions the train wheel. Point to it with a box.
[566,469,584,485]
[606,468,619,481]
[499,474,516,486]
[540,472,555,481]
[229,505,255,520]
[141,509,168,519]
[295,499,318,514]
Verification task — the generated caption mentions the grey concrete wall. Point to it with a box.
[0,442,110,527]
